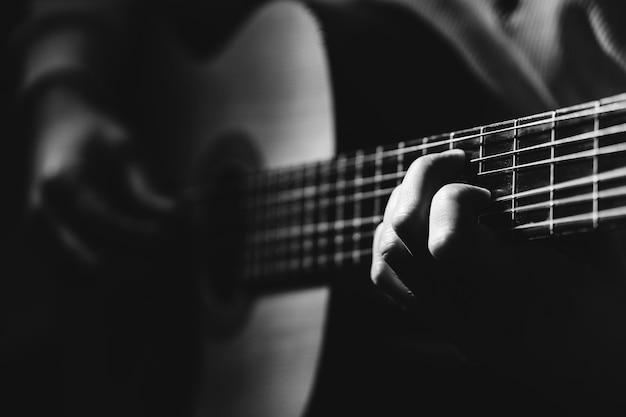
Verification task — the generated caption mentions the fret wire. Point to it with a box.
[276,170,291,274]
[397,141,405,185]
[247,180,626,249]
[472,122,626,164]
[264,171,277,277]
[246,171,626,247]
[249,215,380,241]
[482,185,626,217]
[250,143,626,241]
[252,121,626,212]
[549,110,556,235]
[302,163,316,271]
[478,126,484,174]
[493,165,626,203]
[374,145,383,219]
[317,160,329,269]
[248,133,626,249]
[593,100,600,228]
[353,150,364,263]
[248,97,626,187]
[243,178,254,280]
[253,248,374,276]
[291,167,305,272]
[352,99,626,168]
[477,137,626,177]
[254,173,264,279]
[512,119,518,225]
[242,93,626,282]
[381,99,626,163]
[258,171,404,208]
[335,156,346,267]
[507,206,626,232]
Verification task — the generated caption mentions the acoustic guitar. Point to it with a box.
[134,1,626,416]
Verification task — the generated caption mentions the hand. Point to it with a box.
[27,87,177,278]
[371,150,503,329]
[370,149,626,411]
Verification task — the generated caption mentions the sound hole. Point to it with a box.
[186,130,261,337]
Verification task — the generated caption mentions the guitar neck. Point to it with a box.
[241,93,626,290]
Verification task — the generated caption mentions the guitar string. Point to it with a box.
[245,202,626,277]
[488,185,626,215]
[250,97,626,183]
[247,202,626,277]
[247,202,626,275]
[477,140,626,177]
[246,166,626,245]
[255,157,624,219]
[241,95,626,277]
[245,177,626,243]
[472,122,626,164]
[252,128,626,212]
[251,122,626,207]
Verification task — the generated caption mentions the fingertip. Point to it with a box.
[443,148,469,159]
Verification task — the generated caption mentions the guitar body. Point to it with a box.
[137,2,334,416]
[134,2,530,416]
[132,1,626,416]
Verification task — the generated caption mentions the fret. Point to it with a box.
[249,174,264,280]
[553,100,596,234]
[239,93,626,292]
[593,100,600,228]
[397,141,405,185]
[334,156,347,267]
[264,170,278,278]
[316,161,330,269]
[275,170,290,274]
[423,133,451,155]
[512,119,518,225]
[373,145,384,221]
[289,168,305,273]
[352,150,364,264]
[549,110,556,235]
[597,96,626,231]
[479,126,484,174]
[475,120,515,234]
[302,163,317,272]
[452,127,482,154]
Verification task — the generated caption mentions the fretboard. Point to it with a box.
[242,93,626,290]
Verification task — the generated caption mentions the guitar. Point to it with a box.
[133,1,626,416]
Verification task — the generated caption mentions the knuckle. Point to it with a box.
[390,206,413,239]
[370,260,384,286]
[406,153,436,179]
[378,225,398,261]
[435,183,465,204]
[428,224,458,261]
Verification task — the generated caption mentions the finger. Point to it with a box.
[391,149,468,254]
[371,222,416,308]
[428,183,492,262]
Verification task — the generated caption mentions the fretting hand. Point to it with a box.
[370,149,626,412]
